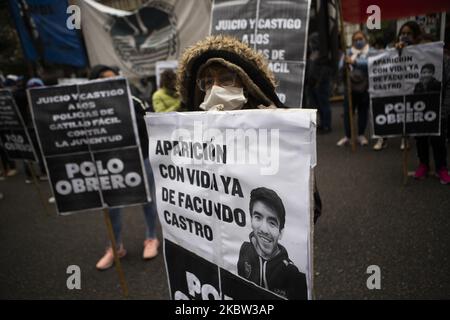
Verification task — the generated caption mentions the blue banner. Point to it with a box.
[8,0,39,61]
[9,0,88,67]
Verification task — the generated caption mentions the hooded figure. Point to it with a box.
[177,35,284,111]
[177,35,322,222]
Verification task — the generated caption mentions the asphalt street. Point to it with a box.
[1,104,449,300]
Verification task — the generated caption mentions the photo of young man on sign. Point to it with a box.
[237,187,307,300]
[413,63,442,93]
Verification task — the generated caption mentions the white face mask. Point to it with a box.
[199,85,247,111]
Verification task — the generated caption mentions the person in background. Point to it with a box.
[139,77,154,102]
[306,32,333,134]
[0,147,16,178]
[88,65,160,270]
[18,78,48,183]
[152,69,181,112]
[0,75,20,178]
[176,35,322,223]
[373,21,423,151]
[336,31,373,147]
[414,59,450,184]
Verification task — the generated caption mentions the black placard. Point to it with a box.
[371,93,441,137]
[0,89,37,161]
[28,78,149,214]
[164,239,282,300]
[211,0,310,107]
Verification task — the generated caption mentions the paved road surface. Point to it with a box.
[1,105,449,299]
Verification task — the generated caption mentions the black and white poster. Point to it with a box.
[211,0,310,108]
[0,89,37,161]
[368,42,444,137]
[28,78,150,214]
[165,239,284,300]
[145,109,316,299]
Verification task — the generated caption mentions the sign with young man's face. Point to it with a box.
[368,41,444,137]
[251,199,283,260]
[146,109,316,299]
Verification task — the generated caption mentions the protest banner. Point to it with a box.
[77,0,211,79]
[145,109,316,300]
[368,42,444,137]
[28,77,150,215]
[0,89,37,162]
[211,0,311,107]
[8,0,88,67]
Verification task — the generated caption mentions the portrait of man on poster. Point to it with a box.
[237,187,307,300]
[414,63,442,93]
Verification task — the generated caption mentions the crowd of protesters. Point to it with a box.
[1,19,449,270]
[306,20,450,185]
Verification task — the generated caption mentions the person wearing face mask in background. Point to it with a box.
[373,21,424,151]
[176,35,322,223]
[392,20,450,185]
[337,31,373,148]
[396,21,423,49]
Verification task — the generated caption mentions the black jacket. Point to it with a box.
[414,77,442,93]
[237,233,308,300]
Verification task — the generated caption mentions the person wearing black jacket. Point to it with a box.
[88,65,160,270]
[237,187,307,300]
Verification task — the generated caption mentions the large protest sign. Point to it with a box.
[28,78,150,214]
[146,109,316,299]
[211,0,310,107]
[368,42,444,137]
[77,0,211,79]
[0,89,37,161]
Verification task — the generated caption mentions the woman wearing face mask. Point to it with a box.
[372,21,423,151]
[177,35,284,111]
[337,31,373,148]
[392,21,450,185]
[396,21,422,49]
[176,35,322,222]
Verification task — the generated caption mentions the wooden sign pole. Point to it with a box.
[102,208,129,298]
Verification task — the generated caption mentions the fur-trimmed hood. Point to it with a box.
[177,35,284,111]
